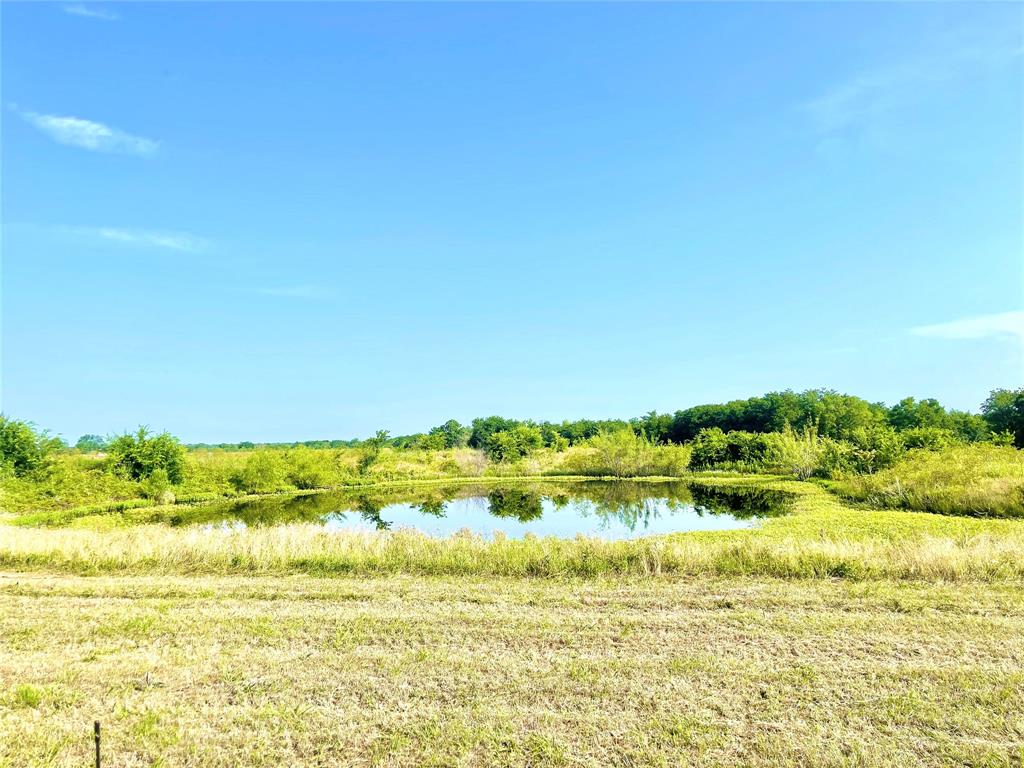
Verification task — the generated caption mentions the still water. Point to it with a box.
[163,481,789,540]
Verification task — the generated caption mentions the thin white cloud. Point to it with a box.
[14,107,157,155]
[911,311,1024,342]
[255,286,326,298]
[802,24,1022,135]
[63,4,119,20]
[87,227,208,252]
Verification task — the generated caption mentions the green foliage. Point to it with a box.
[0,416,63,478]
[413,432,447,451]
[992,431,1016,448]
[428,420,470,449]
[688,425,942,479]
[830,444,1024,517]
[358,430,391,473]
[230,451,284,494]
[283,447,331,489]
[487,488,544,521]
[901,427,957,451]
[844,426,905,474]
[469,417,521,449]
[670,390,888,443]
[981,388,1024,448]
[107,427,187,483]
[140,469,174,502]
[75,434,108,452]
[485,426,543,462]
[887,397,948,430]
[565,429,689,477]
[633,411,674,443]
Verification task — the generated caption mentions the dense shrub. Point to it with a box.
[901,427,958,451]
[140,469,174,503]
[485,426,544,462]
[230,451,285,494]
[688,425,929,479]
[283,447,331,489]
[565,429,689,477]
[107,428,186,483]
[0,416,63,478]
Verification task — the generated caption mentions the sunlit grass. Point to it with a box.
[828,443,1024,517]
[2,480,1022,581]
[1,573,1021,767]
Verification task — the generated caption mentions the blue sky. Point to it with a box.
[2,2,1022,443]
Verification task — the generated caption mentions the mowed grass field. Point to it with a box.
[2,479,1023,767]
[1,573,1022,768]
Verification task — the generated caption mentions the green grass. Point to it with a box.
[4,442,1022,521]
[1,573,1021,767]
[829,443,1024,517]
[1,478,1022,581]
[3,456,1022,765]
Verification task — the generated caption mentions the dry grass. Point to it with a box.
[1,573,1022,767]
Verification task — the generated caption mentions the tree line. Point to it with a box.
[1,388,1021,483]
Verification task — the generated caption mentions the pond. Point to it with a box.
[156,481,790,540]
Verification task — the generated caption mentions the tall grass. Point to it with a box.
[560,429,692,477]
[2,482,1022,581]
[829,444,1024,517]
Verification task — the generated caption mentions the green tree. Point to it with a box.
[469,416,520,449]
[358,429,391,473]
[75,434,108,452]
[888,397,948,431]
[0,416,63,477]
[429,419,470,449]
[107,427,187,483]
[981,388,1024,448]
[484,425,543,462]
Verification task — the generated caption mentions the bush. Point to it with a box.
[902,427,958,451]
[845,426,905,474]
[107,427,187,483]
[283,447,331,489]
[688,428,732,470]
[230,451,285,494]
[689,428,780,472]
[140,469,175,503]
[761,428,826,480]
[0,416,63,478]
[485,426,544,462]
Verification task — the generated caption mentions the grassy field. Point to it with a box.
[2,479,1022,581]
[2,475,1023,766]
[829,444,1024,517]
[2,572,1022,768]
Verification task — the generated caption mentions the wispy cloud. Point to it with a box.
[255,286,327,298]
[911,311,1024,343]
[63,4,118,21]
[84,227,208,252]
[13,107,158,155]
[802,24,1022,136]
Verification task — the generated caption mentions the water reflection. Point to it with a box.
[145,481,789,540]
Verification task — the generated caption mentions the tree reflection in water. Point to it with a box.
[487,488,544,522]
[165,479,789,532]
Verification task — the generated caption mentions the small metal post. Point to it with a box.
[94,721,101,768]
